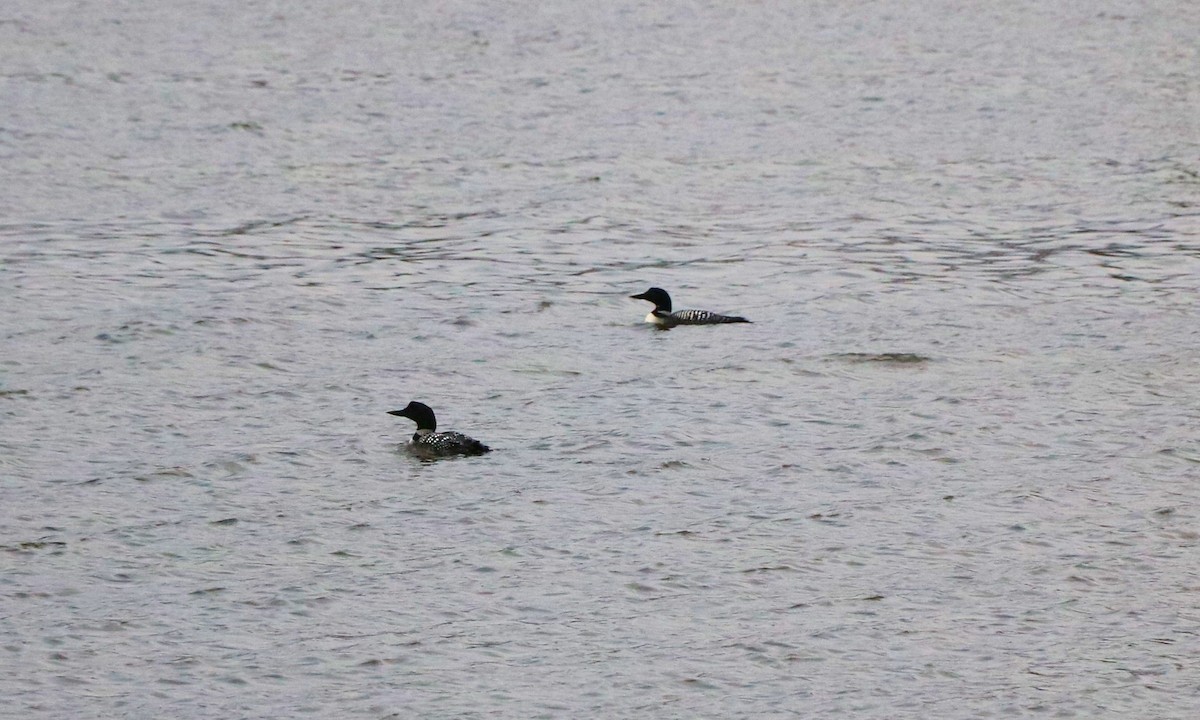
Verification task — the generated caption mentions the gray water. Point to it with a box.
[3,1,1199,717]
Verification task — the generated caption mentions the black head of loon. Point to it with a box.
[388,401,492,457]
[630,287,672,313]
[388,400,437,430]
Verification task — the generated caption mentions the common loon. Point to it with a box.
[388,401,491,457]
[630,287,751,328]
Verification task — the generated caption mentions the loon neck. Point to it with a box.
[646,310,672,326]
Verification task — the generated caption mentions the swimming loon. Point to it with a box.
[630,287,751,328]
[388,401,491,457]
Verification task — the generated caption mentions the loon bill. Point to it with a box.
[630,287,752,328]
[388,401,491,457]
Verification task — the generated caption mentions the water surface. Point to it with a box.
[2,1,1199,717]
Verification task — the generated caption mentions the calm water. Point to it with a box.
[3,1,1199,717]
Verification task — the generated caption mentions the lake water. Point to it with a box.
[3,1,1199,717]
